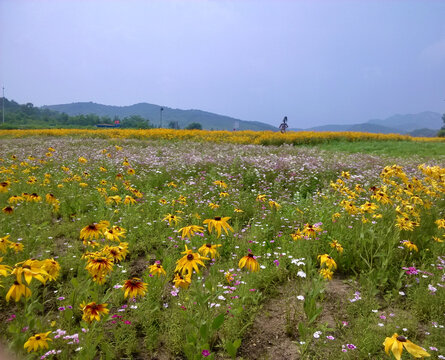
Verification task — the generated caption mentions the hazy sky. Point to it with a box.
[1,0,444,128]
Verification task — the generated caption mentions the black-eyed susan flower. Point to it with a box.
[0,258,11,277]
[2,206,14,214]
[319,268,334,281]
[6,280,32,302]
[123,278,147,298]
[203,216,233,238]
[0,181,10,193]
[41,259,60,281]
[124,195,136,205]
[163,213,182,226]
[225,271,234,284]
[12,259,48,285]
[317,254,337,270]
[208,202,220,210]
[9,242,24,253]
[291,229,304,241]
[102,243,128,262]
[80,221,109,240]
[149,261,167,276]
[219,192,229,198]
[268,200,281,210]
[402,240,418,252]
[24,331,52,352]
[178,225,204,239]
[80,301,109,322]
[256,194,266,202]
[173,272,191,289]
[329,240,343,254]
[383,333,430,360]
[175,245,209,275]
[213,180,227,188]
[234,208,244,213]
[198,243,222,258]
[302,223,322,238]
[239,253,259,272]
[85,256,114,279]
[103,226,126,242]
[0,235,11,253]
[8,195,23,204]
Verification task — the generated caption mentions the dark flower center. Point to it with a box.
[206,244,212,248]
[35,336,41,340]
[214,217,221,221]
[88,225,97,230]
[248,253,254,258]
[396,336,407,342]
[187,254,194,260]
[14,280,20,285]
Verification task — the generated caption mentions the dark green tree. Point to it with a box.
[185,122,202,130]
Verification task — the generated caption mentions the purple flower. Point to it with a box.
[58,307,65,311]
[202,350,210,357]
[346,344,357,350]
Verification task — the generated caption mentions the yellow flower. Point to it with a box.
[85,256,114,280]
[219,192,229,198]
[291,229,304,241]
[6,281,32,302]
[256,194,266,202]
[208,202,220,210]
[302,223,322,238]
[435,218,445,229]
[319,268,334,280]
[198,243,222,258]
[0,181,10,193]
[175,245,209,275]
[234,208,244,213]
[268,200,281,210]
[213,180,227,188]
[203,216,233,238]
[329,240,343,254]
[41,259,60,281]
[178,225,204,239]
[163,213,182,226]
[402,240,418,252]
[2,206,14,214]
[123,278,147,298]
[341,171,350,179]
[149,261,167,276]
[173,272,192,289]
[0,235,11,253]
[80,302,109,322]
[80,221,109,240]
[317,254,337,269]
[9,242,23,253]
[102,243,128,262]
[124,195,136,205]
[432,236,444,243]
[383,333,430,360]
[225,271,234,283]
[238,253,259,272]
[78,157,88,163]
[24,331,52,352]
[12,259,48,285]
[103,226,126,242]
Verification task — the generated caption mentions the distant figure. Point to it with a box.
[279,116,288,133]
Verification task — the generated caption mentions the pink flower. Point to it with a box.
[202,350,210,357]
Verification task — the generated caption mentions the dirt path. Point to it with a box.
[238,278,353,360]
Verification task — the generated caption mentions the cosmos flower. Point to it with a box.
[239,253,259,272]
[203,217,233,238]
[24,331,52,352]
[383,334,430,360]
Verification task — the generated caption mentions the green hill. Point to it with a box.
[44,102,277,131]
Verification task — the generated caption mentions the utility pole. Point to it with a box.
[2,87,4,124]
[160,107,164,128]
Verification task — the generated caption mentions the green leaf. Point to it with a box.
[211,313,225,330]
[200,324,208,340]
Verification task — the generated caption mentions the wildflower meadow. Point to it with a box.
[0,133,444,360]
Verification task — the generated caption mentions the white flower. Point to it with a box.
[399,291,405,296]
[297,295,305,301]
[297,270,306,278]
[313,331,322,339]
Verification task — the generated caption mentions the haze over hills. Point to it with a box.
[289,111,443,136]
[43,102,277,131]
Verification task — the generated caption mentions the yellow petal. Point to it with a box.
[391,339,403,360]
[403,341,430,358]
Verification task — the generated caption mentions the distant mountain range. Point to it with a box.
[43,102,277,131]
[289,111,442,136]
[43,102,442,136]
